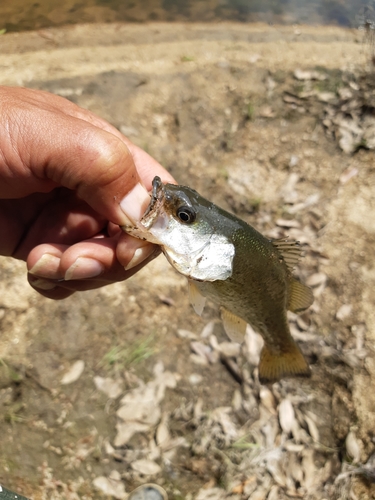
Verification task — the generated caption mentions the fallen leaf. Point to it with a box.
[345,430,361,463]
[276,218,301,228]
[61,360,85,385]
[339,167,358,184]
[94,376,123,399]
[131,459,161,475]
[278,399,296,434]
[336,304,352,320]
[93,472,126,499]
[294,68,327,81]
[114,422,149,447]
[306,272,327,287]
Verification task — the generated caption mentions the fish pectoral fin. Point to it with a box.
[220,307,247,343]
[288,278,314,313]
[188,280,206,316]
[258,340,311,384]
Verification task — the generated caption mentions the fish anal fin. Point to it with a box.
[258,340,311,384]
[272,238,302,270]
[188,280,206,316]
[220,307,247,343]
[288,278,314,313]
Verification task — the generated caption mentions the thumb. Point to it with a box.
[29,117,151,226]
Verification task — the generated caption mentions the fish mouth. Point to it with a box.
[140,176,166,230]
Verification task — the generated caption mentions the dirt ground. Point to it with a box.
[0,22,375,499]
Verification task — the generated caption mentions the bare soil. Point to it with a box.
[0,22,374,500]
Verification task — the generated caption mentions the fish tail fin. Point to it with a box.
[258,339,311,384]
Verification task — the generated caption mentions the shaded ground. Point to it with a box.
[0,22,375,499]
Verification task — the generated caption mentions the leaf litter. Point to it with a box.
[90,284,369,499]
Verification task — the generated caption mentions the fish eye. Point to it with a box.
[176,206,196,224]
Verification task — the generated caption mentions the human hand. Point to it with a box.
[0,86,175,299]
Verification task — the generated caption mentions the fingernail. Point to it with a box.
[124,245,156,271]
[29,277,57,291]
[65,257,104,281]
[120,183,150,224]
[28,254,61,278]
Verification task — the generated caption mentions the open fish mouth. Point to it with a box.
[142,176,165,228]
[121,176,167,238]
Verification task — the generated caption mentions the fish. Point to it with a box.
[123,176,314,383]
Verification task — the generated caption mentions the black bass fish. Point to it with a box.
[123,176,314,383]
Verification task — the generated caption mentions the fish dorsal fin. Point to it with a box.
[272,238,302,270]
[220,307,247,343]
[288,278,314,313]
[188,280,206,316]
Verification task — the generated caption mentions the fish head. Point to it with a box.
[125,176,235,281]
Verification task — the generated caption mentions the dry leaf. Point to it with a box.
[336,304,352,320]
[302,449,316,489]
[306,272,327,287]
[201,320,216,338]
[117,393,161,426]
[94,376,123,399]
[259,387,276,414]
[190,341,218,364]
[114,421,149,447]
[189,373,203,385]
[340,167,358,184]
[195,487,226,500]
[232,389,242,412]
[276,218,301,228]
[345,430,361,463]
[177,329,197,339]
[156,416,170,448]
[60,360,85,385]
[278,399,296,434]
[304,414,320,443]
[92,472,126,499]
[216,341,241,358]
[131,459,162,476]
[294,68,326,81]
